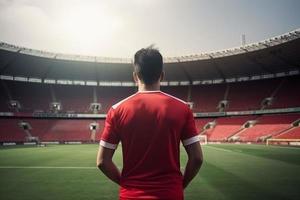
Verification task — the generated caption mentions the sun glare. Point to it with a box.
[58,4,123,51]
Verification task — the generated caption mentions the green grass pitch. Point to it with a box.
[0,144,299,200]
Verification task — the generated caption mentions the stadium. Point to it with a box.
[1,29,300,200]
[1,29,300,145]
[1,1,300,200]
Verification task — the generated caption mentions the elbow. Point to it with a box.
[192,156,203,168]
[97,158,112,170]
[197,157,204,167]
[96,159,104,170]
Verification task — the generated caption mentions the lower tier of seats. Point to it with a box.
[1,113,299,143]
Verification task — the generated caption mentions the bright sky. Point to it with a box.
[0,0,299,58]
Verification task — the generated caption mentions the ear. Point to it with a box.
[133,71,138,83]
[160,71,165,81]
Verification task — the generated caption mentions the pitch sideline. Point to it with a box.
[0,166,97,169]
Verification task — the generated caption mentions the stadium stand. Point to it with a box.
[236,114,300,142]
[0,29,300,144]
[161,86,189,102]
[97,86,136,113]
[203,116,254,141]
[2,80,51,112]
[0,80,137,113]
[0,119,25,142]
[226,78,281,111]
[0,81,10,112]
[39,120,94,141]
[0,76,300,113]
[195,118,213,133]
[1,77,300,143]
[0,119,104,142]
[191,84,226,112]
[274,127,300,139]
[269,76,300,109]
[2,114,296,143]
[54,85,93,113]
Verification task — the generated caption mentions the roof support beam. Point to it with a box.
[177,59,193,84]
[241,48,274,74]
[41,62,54,80]
[209,56,225,80]
[270,51,300,69]
[247,56,274,74]
[0,50,21,74]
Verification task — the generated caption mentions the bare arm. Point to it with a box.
[96,145,121,185]
[183,142,203,189]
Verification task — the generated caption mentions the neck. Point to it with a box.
[138,82,160,92]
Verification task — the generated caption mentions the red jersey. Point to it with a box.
[100,90,199,200]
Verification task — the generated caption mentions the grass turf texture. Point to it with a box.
[0,144,299,200]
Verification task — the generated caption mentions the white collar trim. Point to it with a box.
[138,90,161,93]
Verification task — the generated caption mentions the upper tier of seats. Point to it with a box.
[1,75,299,114]
[226,79,280,111]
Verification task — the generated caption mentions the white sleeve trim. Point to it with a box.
[99,140,118,150]
[182,135,200,146]
[112,93,138,109]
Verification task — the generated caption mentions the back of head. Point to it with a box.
[134,46,163,85]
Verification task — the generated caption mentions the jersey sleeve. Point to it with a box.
[180,108,200,146]
[100,107,120,150]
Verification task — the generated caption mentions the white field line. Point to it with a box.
[0,166,188,171]
[0,166,97,169]
[205,145,234,153]
[267,145,300,150]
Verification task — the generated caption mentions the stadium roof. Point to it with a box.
[0,29,299,84]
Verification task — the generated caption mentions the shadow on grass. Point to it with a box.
[199,161,292,200]
[210,144,300,166]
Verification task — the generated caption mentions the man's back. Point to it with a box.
[100,91,199,199]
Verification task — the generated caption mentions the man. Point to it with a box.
[97,46,203,200]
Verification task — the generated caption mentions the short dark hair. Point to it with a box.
[134,46,163,85]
